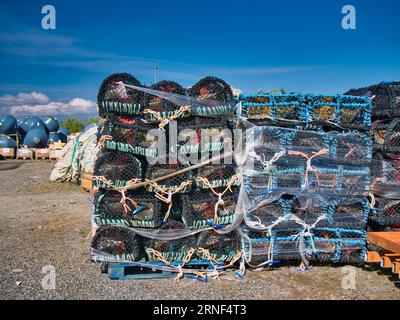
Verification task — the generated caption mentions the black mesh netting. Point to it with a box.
[93,190,164,228]
[91,226,143,261]
[196,230,241,263]
[93,151,143,189]
[372,118,400,154]
[145,164,193,193]
[245,196,369,230]
[188,76,234,102]
[195,164,239,189]
[100,115,162,158]
[239,93,372,130]
[244,161,371,197]
[369,197,400,226]
[144,221,197,262]
[146,80,187,114]
[251,126,372,162]
[176,116,232,155]
[345,81,400,119]
[97,73,146,117]
[242,227,366,265]
[181,188,239,229]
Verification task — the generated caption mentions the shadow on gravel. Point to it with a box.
[0,162,21,171]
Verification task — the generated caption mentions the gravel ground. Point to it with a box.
[0,160,399,300]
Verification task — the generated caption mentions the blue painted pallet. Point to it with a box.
[105,260,221,281]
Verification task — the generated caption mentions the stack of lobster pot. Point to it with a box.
[91,73,242,271]
[237,93,374,268]
[347,82,400,232]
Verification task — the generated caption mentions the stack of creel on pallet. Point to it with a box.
[237,93,374,267]
[91,73,242,274]
[346,82,400,232]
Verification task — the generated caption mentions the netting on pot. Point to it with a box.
[142,80,192,127]
[333,228,367,265]
[144,221,197,262]
[93,151,142,190]
[145,164,193,221]
[181,188,239,229]
[176,117,232,156]
[93,190,164,228]
[369,198,400,226]
[99,115,162,158]
[376,118,400,154]
[97,73,146,117]
[301,196,370,230]
[91,226,143,262]
[370,158,400,198]
[195,164,239,189]
[244,196,292,230]
[238,93,372,130]
[241,227,366,266]
[345,81,400,119]
[188,76,234,102]
[196,230,242,264]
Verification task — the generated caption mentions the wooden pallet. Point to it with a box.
[366,232,400,280]
[0,148,15,159]
[49,149,62,160]
[16,148,34,160]
[34,148,50,160]
[104,260,220,281]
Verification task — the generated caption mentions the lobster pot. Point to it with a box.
[292,196,370,230]
[195,164,239,189]
[372,118,400,155]
[244,197,289,229]
[196,230,241,263]
[93,151,143,189]
[91,226,143,262]
[345,81,400,119]
[145,164,193,194]
[239,94,303,124]
[181,188,239,229]
[100,116,161,158]
[241,227,367,265]
[370,159,400,198]
[188,76,234,102]
[238,93,372,130]
[97,73,145,117]
[176,117,232,157]
[144,221,197,262]
[250,126,373,163]
[145,80,188,117]
[93,190,164,228]
[244,195,370,231]
[369,197,400,227]
[241,229,275,264]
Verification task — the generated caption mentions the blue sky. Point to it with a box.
[0,0,399,118]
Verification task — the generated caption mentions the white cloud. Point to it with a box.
[0,92,97,117]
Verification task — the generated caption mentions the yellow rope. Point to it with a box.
[142,106,191,131]
[196,175,239,223]
[287,149,328,187]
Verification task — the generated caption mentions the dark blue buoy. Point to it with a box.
[44,116,59,132]
[23,128,49,148]
[48,132,61,144]
[0,115,18,134]
[58,127,70,143]
[26,117,46,131]
[0,135,17,148]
